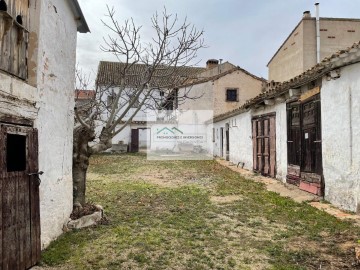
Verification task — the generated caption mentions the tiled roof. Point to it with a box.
[96,61,206,88]
[75,90,95,100]
[213,41,360,123]
[178,66,266,89]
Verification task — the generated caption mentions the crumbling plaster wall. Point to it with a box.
[0,0,78,248]
[33,0,78,248]
[321,63,360,212]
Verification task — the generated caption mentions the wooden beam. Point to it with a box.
[264,99,275,106]
[275,96,285,103]
[289,88,300,98]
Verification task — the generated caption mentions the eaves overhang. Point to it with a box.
[67,0,90,33]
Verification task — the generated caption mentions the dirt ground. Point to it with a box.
[37,154,360,270]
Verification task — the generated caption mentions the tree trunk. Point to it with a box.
[72,126,94,206]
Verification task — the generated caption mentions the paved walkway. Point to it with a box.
[216,158,360,225]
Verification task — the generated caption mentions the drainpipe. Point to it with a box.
[315,3,320,63]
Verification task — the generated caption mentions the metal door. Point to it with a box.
[0,124,41,270]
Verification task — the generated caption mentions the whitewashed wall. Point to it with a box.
[252,103,288,181]
[34,0,79,248]
[321,62,360,212]
[210,102,287,181]
[0,0,79,248]
[228,112,254,171]
[212,119,226,158]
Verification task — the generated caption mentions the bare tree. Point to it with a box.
[73,6,205,206]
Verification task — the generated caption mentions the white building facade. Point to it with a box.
[0,0,89,267]
[209,42,360,212]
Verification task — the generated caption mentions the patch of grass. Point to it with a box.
[41,228,102,266]
[41,154,360,269]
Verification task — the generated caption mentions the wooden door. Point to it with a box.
[252,114,276,177]
[220,128,224,157]
[0,124,41,270]
[286,95,323,195]
[130,129,139,152]
[225,124,229,161]
[301,97,322,175]
[286,103,302,185]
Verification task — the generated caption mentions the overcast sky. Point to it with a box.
[76,0,360,83]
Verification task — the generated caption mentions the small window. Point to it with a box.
[226,89,238,102]
[159,90,165,97]
[212,128,215,142]
[7,133,27,172]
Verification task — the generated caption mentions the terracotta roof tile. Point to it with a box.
[96,61,205,88]
[177,66,266,88]
[213,41,360,123]
[75,90,95,100]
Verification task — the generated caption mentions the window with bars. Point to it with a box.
[226,88,238,102]
[0,0,29,79]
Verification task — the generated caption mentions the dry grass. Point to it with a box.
[41,153,360,270]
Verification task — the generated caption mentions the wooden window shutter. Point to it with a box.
[0,0,30,79]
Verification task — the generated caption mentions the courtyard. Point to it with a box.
[41,154,360,269]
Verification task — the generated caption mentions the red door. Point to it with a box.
[0,124,41,269]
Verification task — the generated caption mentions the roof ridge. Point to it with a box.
[214,40,360,123]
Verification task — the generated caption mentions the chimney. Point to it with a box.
[315,3,320,63]
[206,59,219,69]
[303,11,311,18]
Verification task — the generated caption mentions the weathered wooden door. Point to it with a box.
[0,124,41,270]
[286,94,323,195]
[252,114,276,177]
[286,103,302,185]
[301,97,322,175]
[130,129,139,152]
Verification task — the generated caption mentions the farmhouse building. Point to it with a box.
[177,60,266,116]
[95,61,205,152]
[0,0,88,268]
[209,41,360,212]
[95,60,265,152]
